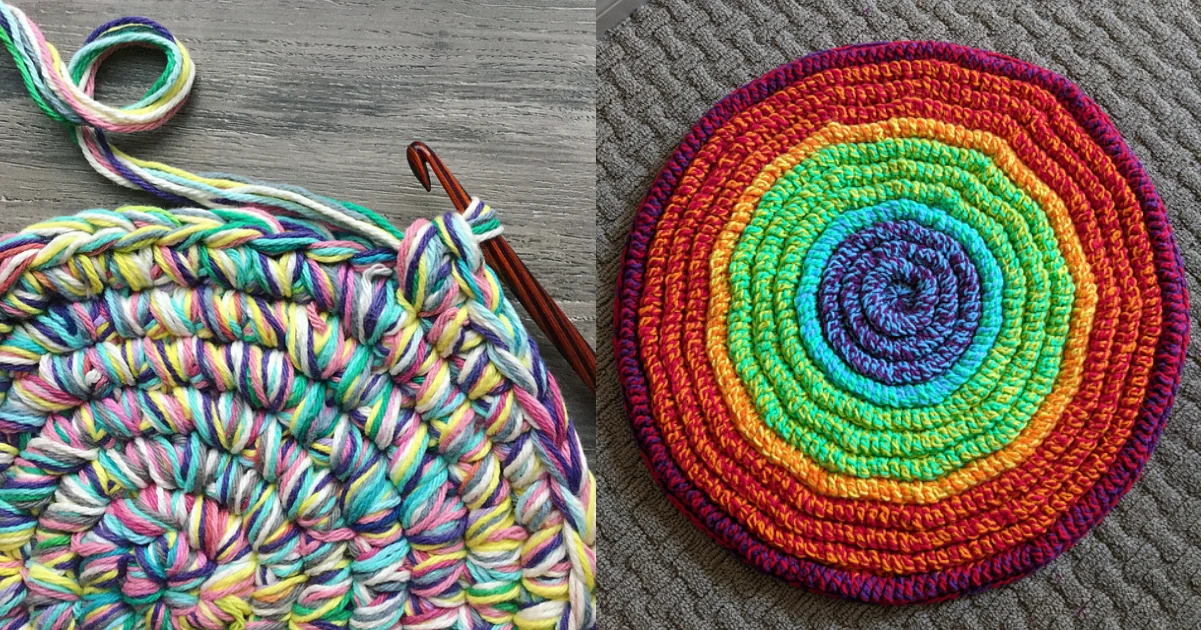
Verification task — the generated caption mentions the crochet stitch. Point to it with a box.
[614,41,1189,604]
[0,3,594,629]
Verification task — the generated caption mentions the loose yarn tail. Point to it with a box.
[0,1,497,249]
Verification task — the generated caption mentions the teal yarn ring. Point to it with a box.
[730,137,1078,478]
[796,200,1003,408]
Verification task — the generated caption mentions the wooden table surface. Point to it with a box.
[0,1,595,457]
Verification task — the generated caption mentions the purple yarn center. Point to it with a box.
[817,219,981,385]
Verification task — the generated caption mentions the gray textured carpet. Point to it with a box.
[596,1,1201,627]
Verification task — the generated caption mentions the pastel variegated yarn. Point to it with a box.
[0,4,594,629]
[614,42,1189,604]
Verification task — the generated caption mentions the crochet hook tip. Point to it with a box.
[406,141,434,192]
[406,140,472,212]
[403,139,597,391]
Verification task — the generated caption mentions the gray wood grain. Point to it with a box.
[0,0,595,457]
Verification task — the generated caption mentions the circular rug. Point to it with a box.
[613,41,1190,605]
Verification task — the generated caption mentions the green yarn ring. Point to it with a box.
[727,137,1075,480]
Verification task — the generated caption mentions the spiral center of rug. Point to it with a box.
[813,218,982,386]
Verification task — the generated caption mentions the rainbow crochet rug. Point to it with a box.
[0,3,595,629]
[614,41,1190,605]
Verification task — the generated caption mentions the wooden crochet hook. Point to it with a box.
[406,141,597,392]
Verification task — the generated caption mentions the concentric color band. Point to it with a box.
[614,42,1189,604]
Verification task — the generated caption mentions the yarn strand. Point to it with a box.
[0,2,413,249]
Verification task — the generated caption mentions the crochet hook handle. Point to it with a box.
[407,141,597,392]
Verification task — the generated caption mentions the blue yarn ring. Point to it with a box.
[795,200,1004,408]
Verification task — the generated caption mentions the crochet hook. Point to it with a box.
[406,141,597,392]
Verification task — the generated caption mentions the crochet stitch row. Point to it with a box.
[0,3,594,628]
[615,42,1188,603]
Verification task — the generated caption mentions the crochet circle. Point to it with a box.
[614,41,1190,604]
[0,6,595,627]
[0,202,597,629]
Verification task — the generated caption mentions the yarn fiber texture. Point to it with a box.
[0,3,595,629]
[613,41,1190,604]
